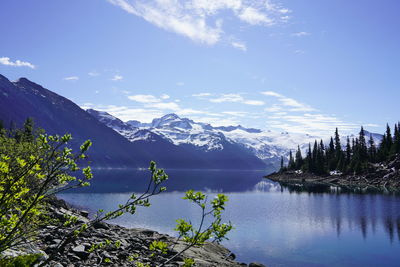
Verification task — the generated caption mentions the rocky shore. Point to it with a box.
[267,155,400,192]
[2,198,266,267]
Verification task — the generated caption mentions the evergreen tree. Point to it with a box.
[358,126,368,162]
[386,124,393,152]
[319,140,326,172]
[334,128,342,160]
[280,156,284,172]
[345,137,352,166]
[391,123,400,155]
[306,143,313,172]
[288,150,295,170]
[295,145,303,169]
[327,137,336,171]
[368,134,377,163]
[377,134,388,162]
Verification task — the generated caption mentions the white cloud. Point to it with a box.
[176,82,185,86]
[160,94,170,99]
[294,49,305,55]
[149,102,180,111]
[81,104,164,122]
[128,94,161,103]
[63,76,79,81]
[208,93,265,106]
[107,0,290,47]
[222,111,248,117]
[267,113,360,137]
[231,41,247,51]
[238,7,273,25]
[0,57,35,69]
[111,74,123,81]
[210,93,243,103]
[192,92,212,97]
[291,31,310,37]
[88,71,100,76]
[243,100,264,106]
[261,91,283,97]
[261,90,315,112]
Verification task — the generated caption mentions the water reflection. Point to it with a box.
[61,169,400,266]
[71,168,269,193]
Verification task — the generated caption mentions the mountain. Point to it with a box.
[88,109,385,171]
[0,74,152,167]
[87,109,318,169]
[87,110,269,170]
[0,74,267,170]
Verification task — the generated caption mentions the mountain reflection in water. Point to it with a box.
[60,169,400,266]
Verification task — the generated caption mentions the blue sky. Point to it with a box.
[0,0,399,137]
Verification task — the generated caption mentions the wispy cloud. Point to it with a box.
[266,113,360,136]
[88,71,100,77]
[291,31,310,37]
[231,41,247,51]
[260,91,362,136]
[128,94,160,103]
[192,92,212,97]
[111,74,123,81]
[0,57,35,69]
[262,91,315,112]
[160,94,170,99]
[63,76,79,81]
[194,93,265,106]
[208,93,265,106]
[107,0,290,49]
[176,82,184,86]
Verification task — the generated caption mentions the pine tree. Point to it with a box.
[386,124,393,152]
[295,145,303,169]
[327,137,336,171]
[288,150,295,170]
[358,126,368,162]
[391,123,400,155]
[377,134,388,162]
[334,128,342,162]
[368,134,376,163]
[346,137,352,166]
[306,143,313,172]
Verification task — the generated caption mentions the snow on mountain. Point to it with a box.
[86,111,321,169]
[87,109,385,170]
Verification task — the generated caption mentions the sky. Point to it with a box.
[0,0,399,137]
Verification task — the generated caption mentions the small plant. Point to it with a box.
[183,257,195,267]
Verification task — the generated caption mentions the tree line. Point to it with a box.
[281,122,400,175]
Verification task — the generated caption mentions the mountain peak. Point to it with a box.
[15,77,40,87]
[161,113,180,120]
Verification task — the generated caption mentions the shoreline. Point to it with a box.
[20,197,266,267]
[266,169,400,192]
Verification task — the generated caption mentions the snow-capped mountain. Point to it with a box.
[87,110,321,169]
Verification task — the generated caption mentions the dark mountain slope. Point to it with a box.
[0,74,152,167]
[0,74,267,169]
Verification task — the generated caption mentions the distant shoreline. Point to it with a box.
[265,168,400,192]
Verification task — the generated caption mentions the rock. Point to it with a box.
[249,263,266,267]
[93,221,110,230]
[80,210,89,217]
[72,244,89,259]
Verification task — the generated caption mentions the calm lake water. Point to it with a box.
[59,169,400,266]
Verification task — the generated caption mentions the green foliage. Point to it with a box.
[0,253,42,267]
[0,120,233,267]
[149,240,168,255]
[183,258,195,267]
[0,123,92,253]
[283,122,400,175]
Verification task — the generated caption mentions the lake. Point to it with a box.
[59,169,400,266]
